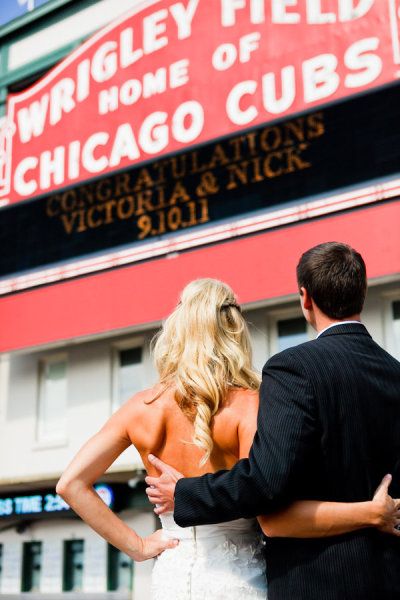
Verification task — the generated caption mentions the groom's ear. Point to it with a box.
[300,287,313,310]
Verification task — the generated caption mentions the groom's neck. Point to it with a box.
[314,312,361,334]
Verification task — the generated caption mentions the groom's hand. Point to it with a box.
[145,455,184,515]
[372,474,400,536]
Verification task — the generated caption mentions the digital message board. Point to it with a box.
[0,82,399,278]
[0,483,133,521]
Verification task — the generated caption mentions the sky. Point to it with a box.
[0,0,53,28]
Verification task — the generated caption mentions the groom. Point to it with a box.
[146,242,400,599]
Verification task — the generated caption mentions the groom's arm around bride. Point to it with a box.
[147,242,400,600]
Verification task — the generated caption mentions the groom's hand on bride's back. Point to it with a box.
[145,455,184,515]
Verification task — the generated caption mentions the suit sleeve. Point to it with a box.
[174,349,319,527]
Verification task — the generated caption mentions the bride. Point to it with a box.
[56,278,399,599]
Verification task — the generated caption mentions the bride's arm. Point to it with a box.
[257,475,400,538]
[238,398,400,539]
[56,398,178,561]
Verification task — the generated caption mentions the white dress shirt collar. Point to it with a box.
[316,321,362,338]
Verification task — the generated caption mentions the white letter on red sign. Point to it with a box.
[172,100,204,143]
[120,80,142,106]
[250,0,265,23]
[76,59,90,102]
[306,0,336,24]
[82,132,109,173]
[40,146,65,190]
[143,10,168,54]
[221,0,246,26]
[170,59,190,88]
[170,0,200,39]
[139,112,169,154]
[91,41,118,83]
[68,140,81,180]
[143,68,168,98]
[240,32,261,62]
[271,0,300,24]
[120,28,143,67]
[262,65,296,114]
[17,94,49,143]
[109,123,140,167]
[339,0,374,21]
[212,43,238,71]
[221,0,265,26]
[98,86,119,115]
[344,38,382,88]
[50,78,76,126]
[226,80,258,125]
[14,157,38,196]
[303,54,339,103]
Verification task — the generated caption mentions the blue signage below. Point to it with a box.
[0,484,114,518]
[0,0,52,28]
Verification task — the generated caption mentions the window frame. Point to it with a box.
[62,538,84,593]
[382,290,400,360]
[21,541,42,593]
[267,306,314,356]
[111,337,145,413]
[107,543,133,592]
[36,351,68,446]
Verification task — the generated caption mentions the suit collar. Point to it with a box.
[317,322,371,338]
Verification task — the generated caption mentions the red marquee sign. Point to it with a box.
[1,0,399,206]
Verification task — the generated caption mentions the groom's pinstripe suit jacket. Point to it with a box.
[174,323,400,599]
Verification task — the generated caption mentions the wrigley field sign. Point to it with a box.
[1,0,400,206]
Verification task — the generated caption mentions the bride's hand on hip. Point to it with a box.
[145,454,184,515]
[371,474,400,536]
[131,529,179,561]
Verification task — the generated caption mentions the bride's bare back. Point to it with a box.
[122,385,259,478]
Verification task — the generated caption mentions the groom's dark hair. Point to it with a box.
[297,242,367,319]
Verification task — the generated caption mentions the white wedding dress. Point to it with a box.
[151,512,267,599]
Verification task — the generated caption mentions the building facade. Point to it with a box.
[0,0,399,598]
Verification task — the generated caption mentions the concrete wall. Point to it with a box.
[0,280,399,486]
[0,330,156,484]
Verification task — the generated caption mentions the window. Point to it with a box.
[63,540,84,592]
[113,345,144,408]
[107,545,133,592]
[21,542,42,592]
[37,355,67,442]
[268,309,312,358]
[391,300,400,359]
[277,317,308,351]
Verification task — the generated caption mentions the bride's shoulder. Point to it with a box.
[124,384,170,411]
[225,387,259,414]
[121,385,170,436]
[220,389,259,452]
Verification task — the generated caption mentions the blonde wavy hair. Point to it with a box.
[151,278,260,466]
